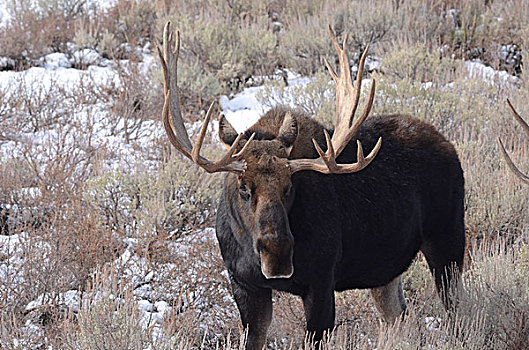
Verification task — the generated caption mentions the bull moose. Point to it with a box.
[157,23,466,349]
[498,100,529,184]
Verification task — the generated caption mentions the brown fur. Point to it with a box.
[243,106,328,160]
[368,113,457,156]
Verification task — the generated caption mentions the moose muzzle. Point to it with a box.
[255,203,294,279]
[257,235,294,279]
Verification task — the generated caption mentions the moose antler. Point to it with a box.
[157,22,254,174]
[287,25,382,174]
[497,99,529,184]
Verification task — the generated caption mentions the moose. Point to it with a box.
[157,23,466,349]
[497,100,529,184]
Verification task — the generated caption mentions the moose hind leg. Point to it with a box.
[370,275,406,324]
[421,240,465,309]
[425,256,464,310]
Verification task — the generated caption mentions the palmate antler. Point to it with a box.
[497,99,529,184]
[157,22,255,174]
[287,25,382,174]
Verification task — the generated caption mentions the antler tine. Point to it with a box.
[160,88,191,158]
[288,136,382,175]
[311,130,338,171]
[497,138,529,184]
[159,22,192,151]
[498,100,529,184]
[233,132,256,159]
[342,75,376,156]
[289,26,380,175]
[158,22,251,174]
[323,57,338,82]
[192,101,216,163]
[333,44,373,156]
[326,25,353,88]
[327,26,354,128]
[507,99,529,138]
[350,44,370,126]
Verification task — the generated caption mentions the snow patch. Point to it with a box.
[71,49,104,67]
[38,53,72,70]
[425,316,442,331]
[220,87,266,133]
[25,290,81,313]
[465,61,520,86]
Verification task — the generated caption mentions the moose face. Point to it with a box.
[219,116,298,279]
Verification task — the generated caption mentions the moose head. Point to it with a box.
[156,23,381,279]
[498,100,529,184]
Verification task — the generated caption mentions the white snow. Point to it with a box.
[71,48,104,67]
[220,89,264,133]
[465,60,520,86]
[0,1,10,27]
[25,290,81,313]
[0,51,159,175]
[38,53,72,69]
[424,316,443,331]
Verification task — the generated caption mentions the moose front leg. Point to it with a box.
[302,285,335,345]
[230,276,272,350]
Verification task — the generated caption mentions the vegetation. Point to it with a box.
[0,0,528,348]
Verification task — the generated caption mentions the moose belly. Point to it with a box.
[334,233,422,290]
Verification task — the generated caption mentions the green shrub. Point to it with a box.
[176,59,222,99]
[162,14,277,94]
[279,0,394,76]
[0,0,86,63]
[379,43,457,83]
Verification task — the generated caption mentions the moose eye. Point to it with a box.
[239,184,251,201]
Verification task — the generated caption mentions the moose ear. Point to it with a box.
[277,111,298,153]
[218,114,239,149]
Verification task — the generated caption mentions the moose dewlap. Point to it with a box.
[158,22,466,349]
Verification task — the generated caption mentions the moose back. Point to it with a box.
[157,23,466,349]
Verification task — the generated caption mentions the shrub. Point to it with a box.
[161,14,277,94]
[86,149,223,239]
[279,0,393,76]
[64,289,152,350]
[0,0,87,66]
[378,42,458,83]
